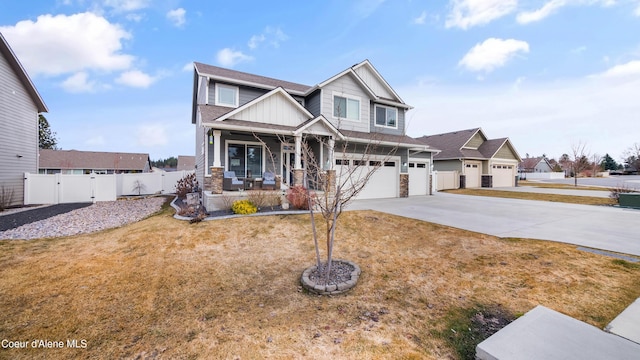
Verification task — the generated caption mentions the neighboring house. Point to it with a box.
[192,59,437,201]
[0,32,48,207]
[39,149,151,174]
[519,156,553,173]
[417,128,521,188]
[177,155,195,171]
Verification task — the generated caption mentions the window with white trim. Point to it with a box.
[375,105,397,128]
[333,95,360,121]
[215,83,239,107]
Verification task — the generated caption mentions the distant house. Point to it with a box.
[39,149,151,174]
[0,32,48,207]
[519,156,553,173]
[417,128,521,188]
[177,155,195,171]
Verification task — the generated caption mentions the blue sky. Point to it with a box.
[1,0,639,162]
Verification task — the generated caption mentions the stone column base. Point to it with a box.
[293,169,304,187]
[210,167,223,194]
[400,173,409,198]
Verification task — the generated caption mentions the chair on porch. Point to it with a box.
[262,172,276,190]
[223,171,244,191]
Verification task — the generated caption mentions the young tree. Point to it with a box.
[591,153,602,177]
[38,114,58,149]
[623,143,640,173]
[569,142,590,186]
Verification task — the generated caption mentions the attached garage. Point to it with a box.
[464,162,481,188]
[336,156,399,200]
[408,161,429,196]
[492,164,516,187]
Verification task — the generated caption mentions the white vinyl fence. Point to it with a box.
[24,171,194,205]
[435,171,460,191]
[519,172,565,180]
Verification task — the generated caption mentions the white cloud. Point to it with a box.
[571,45,587,54]
[103,0,150,12]
[166,8,186,27]
[61,72,98,93]
[597,60,640,77]
[445,0,517,29]
[635,1,640,16]
[125,13,144,22]
[0,12,134,77]
[413,11,427,24]
[247,26,288,49]
[137,124,168,147]
[352,0,386,19]
[85,135,106,146]
[459,38,530,73]
[216,48,253,67]
[182,62,194,72]
[115,70,156,88]
[517,0,567,24]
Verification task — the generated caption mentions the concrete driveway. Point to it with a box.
[348,193,640,257]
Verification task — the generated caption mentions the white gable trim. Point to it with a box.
[352,60,404,104]
[294,115,345,140]
[317,68,377,99]
[215,87,313,123]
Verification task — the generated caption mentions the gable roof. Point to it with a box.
[194,62,311,95]
[213,86,313,122]
[0,32,47,113]
[520,156,551,170]
[417,128,520,161]
[177,155,195,171]
[39,149,150,171]
[314,59,411,109]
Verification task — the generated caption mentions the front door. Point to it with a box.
[282,144,295,186]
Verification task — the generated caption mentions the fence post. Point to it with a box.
[23,172,30,205]
[55,173,61,204]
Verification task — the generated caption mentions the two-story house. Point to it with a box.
[191,60,437,206]
[1,32,48,207]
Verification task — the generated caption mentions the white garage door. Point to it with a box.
[336,158,398,200]
[492,164,515,187]
[464,162,481,188]
[409,162,428,196]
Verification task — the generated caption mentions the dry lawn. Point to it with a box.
[518,180,612,191]
[444,188,614,206]
[1,201,639,359]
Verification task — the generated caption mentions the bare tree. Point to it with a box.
[569,142,590,186]
[591,153,602,178]
[623,143,640,173]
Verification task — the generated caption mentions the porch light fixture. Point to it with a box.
[208,130,213,145]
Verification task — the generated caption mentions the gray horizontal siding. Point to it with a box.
[369,104,406,136]
[1,51,39,206]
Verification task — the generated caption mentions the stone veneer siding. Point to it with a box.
[293,169,304,187]
[400,173,409,198]
[210,167,223,194]
[460,174,466,189]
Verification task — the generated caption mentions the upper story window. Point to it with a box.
[333,94,360,121]
[215,83,239,107]
[375,105,397,128]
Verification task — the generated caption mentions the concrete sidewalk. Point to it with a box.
[476,305,640,360]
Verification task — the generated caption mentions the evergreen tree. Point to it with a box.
[600,153,618,171]
[38,114,58,149]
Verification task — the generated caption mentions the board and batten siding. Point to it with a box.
[494,143,518,160]
[464,132,485,149]
[0,50,39,206]
[353,65,395,100]
[232,92,309,127]
[321,74,370,133]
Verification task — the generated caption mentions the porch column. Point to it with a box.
[293,135,304,186]
[327,137,335,170]
[294,135,302,170]
[212,130,222,167]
